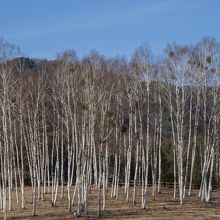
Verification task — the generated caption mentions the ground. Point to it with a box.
[4,186,220,219]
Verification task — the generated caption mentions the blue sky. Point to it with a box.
[0,0,219,59]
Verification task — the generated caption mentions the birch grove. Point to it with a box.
[0,37,220,218]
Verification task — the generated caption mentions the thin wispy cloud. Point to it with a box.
[7,0,178,40]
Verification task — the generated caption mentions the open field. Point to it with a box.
[3,186,220,220]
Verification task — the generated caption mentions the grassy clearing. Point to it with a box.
[4,186,220,219]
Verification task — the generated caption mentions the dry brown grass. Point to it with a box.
[3,186,220,219]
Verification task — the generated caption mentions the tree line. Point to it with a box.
[0,37,220,217]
